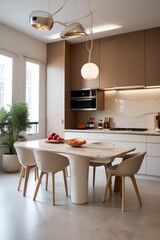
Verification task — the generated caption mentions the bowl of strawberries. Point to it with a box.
[45,132,64,143]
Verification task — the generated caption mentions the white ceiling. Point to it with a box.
[0,0,160,44]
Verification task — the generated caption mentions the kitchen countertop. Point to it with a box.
[65,128,160,136]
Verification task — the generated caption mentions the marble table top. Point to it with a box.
[15,139,135,161]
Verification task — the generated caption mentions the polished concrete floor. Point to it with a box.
[0,167,160,240]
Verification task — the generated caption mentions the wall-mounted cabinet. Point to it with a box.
[115,31,145,88]
[69,27,160,91]
[71,39,100,90]
[100,31,145,89]
[100,36,116,89]
[146,27,160,87]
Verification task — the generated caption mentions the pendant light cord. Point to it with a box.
[51,0,91,26]
[51,0,69,16]
[86,11,93,63]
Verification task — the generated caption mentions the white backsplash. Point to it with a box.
[78,88,160,129]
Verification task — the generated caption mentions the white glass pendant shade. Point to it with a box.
[81,62,99,80]
[29,11,54,30]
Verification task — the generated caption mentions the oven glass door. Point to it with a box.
[71,98,96,110]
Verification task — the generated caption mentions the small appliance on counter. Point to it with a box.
[103,117,110,129]
[87,118,95,129]
[154,112,160,130]
[98,119,103,129]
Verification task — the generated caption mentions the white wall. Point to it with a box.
[0,23,47,170]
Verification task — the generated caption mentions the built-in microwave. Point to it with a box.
[71,89,104,111]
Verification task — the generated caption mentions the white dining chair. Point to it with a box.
[102,152,146,212]
[89,141,115,187]
[15,145,38,196]
[33,149,69,205]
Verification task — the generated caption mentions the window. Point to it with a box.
[0,54,12,108]
[26,61,39,134]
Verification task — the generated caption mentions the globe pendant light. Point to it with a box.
[81,12,99,80]
[81,62,99,80]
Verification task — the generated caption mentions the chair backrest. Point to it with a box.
[33,150,69,173]
[15,146,36,166]
[114,152,146,176]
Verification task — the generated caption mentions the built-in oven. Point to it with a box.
[71,89,104,111]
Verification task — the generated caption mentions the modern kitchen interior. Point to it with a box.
[0,1,160,240]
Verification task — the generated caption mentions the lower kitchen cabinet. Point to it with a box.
[64,131,147,175]
[65,130,160,179]
[146,136,160,176]
[65,130,160,178]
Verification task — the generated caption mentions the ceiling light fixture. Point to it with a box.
[29,0,88,38]
[81,12,99,80]
[29,10,54,30]
[60,22,87,38]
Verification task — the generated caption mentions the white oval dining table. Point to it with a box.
[15,140,135,204]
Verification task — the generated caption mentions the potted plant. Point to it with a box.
[0,102,30,172]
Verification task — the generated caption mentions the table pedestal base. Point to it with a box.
[68,155,90,204]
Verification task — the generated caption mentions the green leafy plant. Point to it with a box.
[0,103,30,154]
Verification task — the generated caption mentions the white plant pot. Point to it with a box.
[2,154,20,173]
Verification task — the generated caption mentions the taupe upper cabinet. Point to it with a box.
[100,36,116,89]
[100,31,145,89]
[115,31,145,87]
[146,27,160,86]
[71,39,100,90]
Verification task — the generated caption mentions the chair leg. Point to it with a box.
[52,173,55,205]
[46,173,49,190]
[65,167,68,177]
[104,165,108,181]
[104,165,112,195]
[33,171,45,201]
[102,172,112,202]
[23,165,36,197]
[63,169,68,196]
[114,176,122,192]
[23,166,31,196]
[130,175,142,207]
[93,166,96,187]
[18,166,25,191]
[34,167,39,180]
[121,176,125,212]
